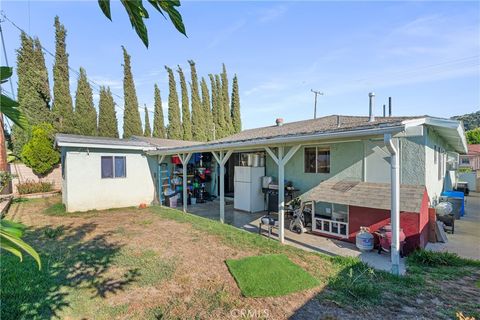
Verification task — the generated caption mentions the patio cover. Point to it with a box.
[300,180,426,213]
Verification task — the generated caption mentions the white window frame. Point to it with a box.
[310,201,349,238]
[101,156,127,179]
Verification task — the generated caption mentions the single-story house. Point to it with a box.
[55,111,467,271]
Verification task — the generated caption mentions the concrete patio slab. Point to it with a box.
[426,192,480,260]
[186,200,406,274]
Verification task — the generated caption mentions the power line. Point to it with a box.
[0,10,158,116]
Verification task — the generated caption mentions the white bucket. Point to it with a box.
[169,196,177,208]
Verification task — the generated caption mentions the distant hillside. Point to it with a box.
[452,111,480,131]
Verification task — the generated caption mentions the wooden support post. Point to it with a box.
[178,153,192,213]
[212,150,233,223]
[264,145,301,244]
[278,146,285,243]
[219,152,226,223]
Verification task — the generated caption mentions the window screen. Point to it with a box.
[115,156,126,178]
[317,148,330,173]
[101,156,114,178]
[304,148,317,173]
[304,146,330,173]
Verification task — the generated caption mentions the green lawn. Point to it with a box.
[226,254,319,297]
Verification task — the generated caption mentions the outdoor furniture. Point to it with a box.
[259,215,279,238]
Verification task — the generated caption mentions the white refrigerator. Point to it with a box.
[234,166,265,213]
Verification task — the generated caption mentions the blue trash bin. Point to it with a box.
[441,191,465,217]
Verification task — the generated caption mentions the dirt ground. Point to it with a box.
[3,196,480,320]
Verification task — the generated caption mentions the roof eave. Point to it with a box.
[147,124,406,156]
[56,141,155,151]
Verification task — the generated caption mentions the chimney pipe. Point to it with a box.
[336,115,341,127]
[388,97,392,117]
[368,92,375,122]
[383,104,386,118]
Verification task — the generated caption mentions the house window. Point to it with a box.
[101,156,126,179]
[115,156,126,178]
[461,158,470,165]
[304,146,330,173]
[438,149,443,180]
[311,201,349,238]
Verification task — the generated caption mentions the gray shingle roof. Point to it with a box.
[55,134,152,147]
[301,179,425,213]
[131,136,202,148]
[209,115,424,145]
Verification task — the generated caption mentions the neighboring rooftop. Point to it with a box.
[301,179,425,213]
[467,144,480,155]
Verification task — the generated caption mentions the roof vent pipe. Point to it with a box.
[275,118,284,126]
[388,97,392,117]
[336,115,341,127]
[368,92,375,122]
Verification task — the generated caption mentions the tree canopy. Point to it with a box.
[97,86,119,138]
[122,46,143,138]
[152,84,166,138]
[97,0,187,47]
[74,67,97,136]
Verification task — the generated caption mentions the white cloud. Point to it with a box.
[258,5,288,23]
[207,19,247,49]
[90,76,122,90]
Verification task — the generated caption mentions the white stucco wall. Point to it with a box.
[424,127,453,203]
[63,147,156,212]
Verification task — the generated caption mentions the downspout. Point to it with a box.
[384,133,400,275]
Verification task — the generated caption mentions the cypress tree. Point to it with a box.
[121,46,142,138]
[208,74,218,138]
[98,86,119,138]
[32,38,52,124]
[177,65,192,140]
[144,106,152,137]
[165,66,182,140]
[200,77,214,141]
[74,67,97,136]
[215,74,226,138]
[189,60,206,141]
[152,84,166,138]
[231,74,241,134]
[12,33,52,157]
[221,64,233,135]
[52,16,75,133]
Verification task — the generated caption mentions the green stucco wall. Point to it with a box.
[266,141,364,194]
[265,137,430,196]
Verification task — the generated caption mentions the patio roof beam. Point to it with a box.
[177,153,192,213]
[212,150,233,223]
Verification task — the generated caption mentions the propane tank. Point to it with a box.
[356,227,374,251]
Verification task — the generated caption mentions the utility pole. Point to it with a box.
[311,89,324,119]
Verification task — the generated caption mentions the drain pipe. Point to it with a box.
[384,133,400,275]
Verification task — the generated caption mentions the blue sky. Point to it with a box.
[1,1,479,133]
